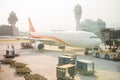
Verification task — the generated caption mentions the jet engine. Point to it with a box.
[32,41,44,50]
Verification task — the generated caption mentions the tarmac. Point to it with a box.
[0,41,120,80]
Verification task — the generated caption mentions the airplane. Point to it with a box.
[27,17,101,53]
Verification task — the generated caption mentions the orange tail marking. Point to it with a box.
[28,17,36,32]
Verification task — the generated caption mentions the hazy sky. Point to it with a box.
[0,0,120,31]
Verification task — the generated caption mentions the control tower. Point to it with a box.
[8,11,19,36]
[74,4,82,31]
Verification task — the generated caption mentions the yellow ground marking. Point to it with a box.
[0,39,29,42]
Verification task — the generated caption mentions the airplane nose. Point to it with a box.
[97,39,102,44]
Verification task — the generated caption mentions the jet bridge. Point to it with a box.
[101,28,120,50]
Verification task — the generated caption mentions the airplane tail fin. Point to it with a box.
[28,17,36,32]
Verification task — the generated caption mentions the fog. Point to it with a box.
[0,0,120,31]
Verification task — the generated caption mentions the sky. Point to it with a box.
[0,0,120,31]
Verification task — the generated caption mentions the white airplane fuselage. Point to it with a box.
[30,31,101,48]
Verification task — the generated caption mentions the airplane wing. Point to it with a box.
[16,37,62,46]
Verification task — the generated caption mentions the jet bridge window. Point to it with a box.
[89,36,98,38]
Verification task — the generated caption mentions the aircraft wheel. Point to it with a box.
[105,54,109,60]
[96,53,100,58]
[58,46,65,50]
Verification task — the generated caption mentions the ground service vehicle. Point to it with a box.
[63,54,77,62]
[76,60,95,75]
[58,55,75,66]
[4,48,19,58]
[92,44,120,60]
[21,42,33,49]
[56,64,75,80]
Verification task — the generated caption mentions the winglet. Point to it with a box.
[28,17,36,32]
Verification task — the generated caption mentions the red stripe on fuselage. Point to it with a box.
[30,33,69,45]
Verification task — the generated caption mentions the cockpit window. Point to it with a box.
[90,36,98,38]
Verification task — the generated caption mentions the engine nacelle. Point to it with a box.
[32,41,44,50]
